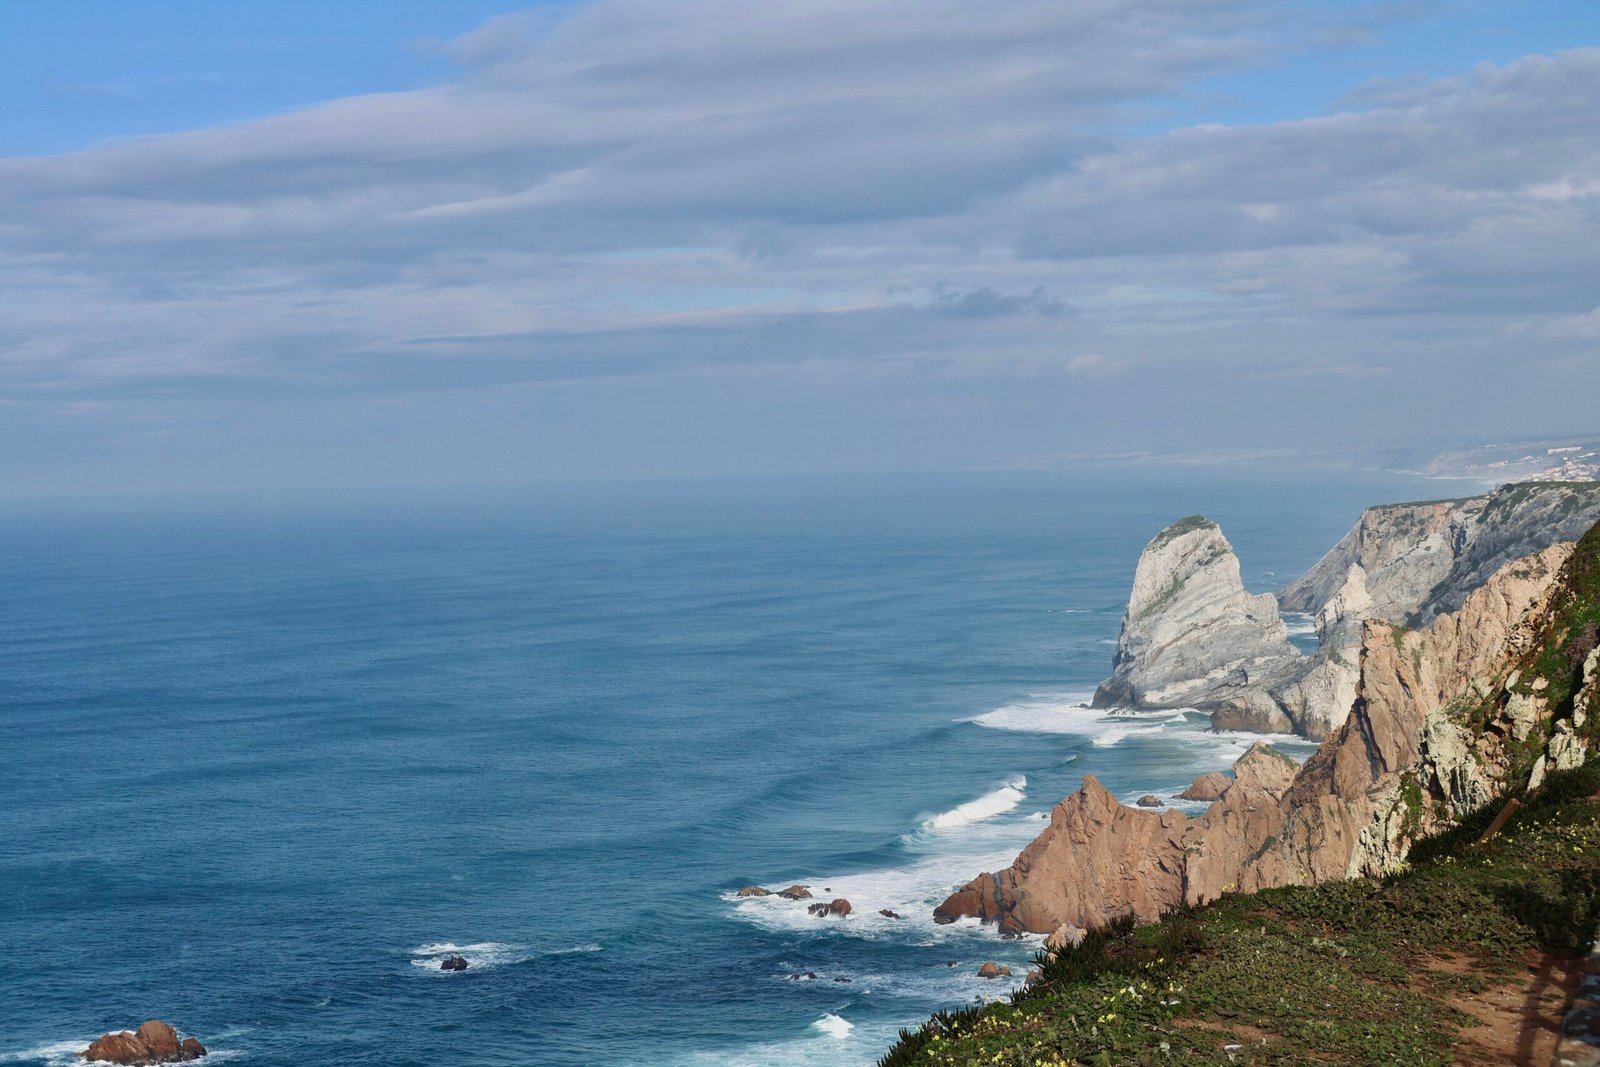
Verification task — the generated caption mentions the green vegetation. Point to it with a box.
[879,762,1600,1067]
[1149,515,1217,550]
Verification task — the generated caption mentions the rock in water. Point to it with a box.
[734,885,771,897]
[776,884,811,900]
[807,898,851,917]
[975,961,1011,979]
[440,955,469,971]
[1092,517,1300,713]
[81,1020,205,1064]
[1135,794,1164,808]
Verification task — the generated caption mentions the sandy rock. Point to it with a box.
[976,961,1011,979]
[1136,794,1164,808]
[1045,922,1085,953]
[735,885,771,897]
[777,885,811,900]
[1178,772,1230,802]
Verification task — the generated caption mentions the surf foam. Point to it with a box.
[922,777,1026,832]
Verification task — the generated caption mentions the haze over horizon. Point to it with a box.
[2,1,1597,497]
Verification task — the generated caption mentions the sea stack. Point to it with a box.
[1092,516,1300,713]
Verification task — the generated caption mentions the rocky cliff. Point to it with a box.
[1090,517,1301,713]
[937,524,1600,935]
[1101,481,1600,740]
[1281,480,1600,624]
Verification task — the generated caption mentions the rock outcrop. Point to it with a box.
[81,1021,205,1064]
[1177,771,1230,801]
[777,885,811,900]
[808,898,852,917]
[1281,481,1600,624]
[1092,517,1300,713]
[939,531,1600,934]
[1097,482,1600,741]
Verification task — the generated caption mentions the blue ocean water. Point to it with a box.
[0,467,1450,1066]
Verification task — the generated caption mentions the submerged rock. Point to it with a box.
[81,1021,205,1064]
[879,909,903,919]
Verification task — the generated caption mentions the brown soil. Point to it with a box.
[1431,948,1579,1065]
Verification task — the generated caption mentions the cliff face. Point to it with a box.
[1107,481,1600,740]
[1281,480,1600,624]
[1091,517,1300,712]
[938,529,1600,935]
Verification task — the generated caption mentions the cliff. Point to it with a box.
[935,524,1600,935]
[1281,479,1600,624]
[1090,517,1300,713]
[1101,480,1600,740]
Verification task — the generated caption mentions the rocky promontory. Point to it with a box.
[937,527,1599,934]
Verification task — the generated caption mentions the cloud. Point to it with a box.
[0,4,1597,490]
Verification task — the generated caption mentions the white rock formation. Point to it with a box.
[1091,517,1300,711]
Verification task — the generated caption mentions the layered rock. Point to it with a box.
[939,533,1598,934]
[1091,517,1300,712]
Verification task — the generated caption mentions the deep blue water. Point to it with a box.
[0,468,1449,1066]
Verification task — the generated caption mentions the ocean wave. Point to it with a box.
[921,777,1025,832]
[970,698,1183,745]
[811,1014,854,1039]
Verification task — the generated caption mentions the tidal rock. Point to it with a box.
[879,909,903,919]
[440,955,469,971]
[975,961,1011,979]
[1092,517,1300,713]
[807,898,851,918]
[1136,794,1163,808]
[734,885,771,897]
[1178,772,1230,802]
[777,885,811,900]
[81,1021,205,1064]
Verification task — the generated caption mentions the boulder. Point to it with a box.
[807,898,851,917]
[1177,772,1230,802]
[1136,794,1163,808]
[440,955,469,971]
[777,884,812,900]
[81,1021,205,1064]
[976,961,1011,979]
[879,909,903,919]
[734,885,771,897]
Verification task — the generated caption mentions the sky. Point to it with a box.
[1,1,1597,496]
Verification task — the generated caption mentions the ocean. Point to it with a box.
[0,466,1450,1066]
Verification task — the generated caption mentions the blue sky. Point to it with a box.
[0,1,1597,495]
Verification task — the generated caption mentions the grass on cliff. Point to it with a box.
[879,761,1600,1067]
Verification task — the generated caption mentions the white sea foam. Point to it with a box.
[1283,611,1317,637]
[970,697,1183,746]
[922,777,1026,832]
[409,941,537,972]
[811,1014,854,1039]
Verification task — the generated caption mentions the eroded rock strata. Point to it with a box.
[939,530,1600,934]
